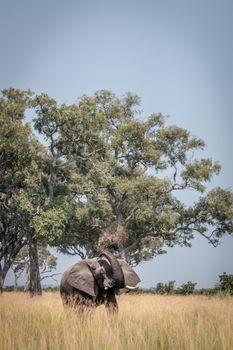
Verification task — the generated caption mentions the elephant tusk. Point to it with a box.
[125,285,138,290]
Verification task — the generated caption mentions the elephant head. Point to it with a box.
[98,250,125,289]
[61,250,140,298]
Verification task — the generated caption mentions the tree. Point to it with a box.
[155,281,176,294]
[32,90,233,266]
[217,272,233,295]
[11,245,58,291]
[0,88,48,294]
[0,88,34,291]
[177,281,197,295]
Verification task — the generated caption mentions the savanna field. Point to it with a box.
[0,293,233,350]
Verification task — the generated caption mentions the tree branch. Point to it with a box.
[40,273,62,282]
[125,206,139,224]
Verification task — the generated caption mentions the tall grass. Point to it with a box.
[0,292,233,350]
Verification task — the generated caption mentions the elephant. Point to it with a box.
[60,250,140,313]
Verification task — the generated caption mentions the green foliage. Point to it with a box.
[1,87,233,272]
[155,281,176,294]
[217,272,233,295]
[0,88,32,121]
[30,89,233,264]
[0,88,50,292]
[177,281,197,295]
[198,287,220,296]
[0,90,42,262]
[154,280,197,295]
[42,286,60,292]
[33,207,69,241]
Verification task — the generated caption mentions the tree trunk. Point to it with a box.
[24,263,30,292]
[14,273,18,292]
[0,272,4,294]
[0,236,27,294]
[0,261,12,294]
[28,237,42,297]
[13,271,22,292]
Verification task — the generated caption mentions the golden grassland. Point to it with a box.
[0,292,233,350]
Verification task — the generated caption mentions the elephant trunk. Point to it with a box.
[100,250,125,288]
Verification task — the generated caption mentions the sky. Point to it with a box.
[1,0,233,289]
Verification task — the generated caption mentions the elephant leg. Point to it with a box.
[78,297,96,316]
[62,291,96,315]
[105,289,118,313]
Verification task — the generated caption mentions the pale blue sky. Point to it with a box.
[1,0,233,288]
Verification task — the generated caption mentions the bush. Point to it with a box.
[3,285,25,292]
[154,281,176,295]
[217,272,233,295]
[199,288,219,296]
[177,281,197,295]
[43,286,60,292]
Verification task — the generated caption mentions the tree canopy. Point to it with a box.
[0,88,232,290]
[31,89,233,265]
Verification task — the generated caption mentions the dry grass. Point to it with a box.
[0,292,233,350]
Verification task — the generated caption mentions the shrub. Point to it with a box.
[155,281,176,295]
[177,281,197,295]
[217,272,233,295]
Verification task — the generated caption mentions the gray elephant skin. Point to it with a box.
[60,250,140,312]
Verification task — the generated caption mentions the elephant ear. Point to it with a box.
[117,259,141,287]
[68,260,98,297]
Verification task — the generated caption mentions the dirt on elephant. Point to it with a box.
[0,292,233,350]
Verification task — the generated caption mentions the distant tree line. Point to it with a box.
[150,272,233,296]
[1,88,233,296]
[4,272,233,297]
